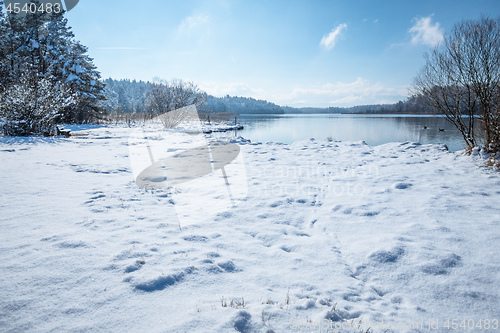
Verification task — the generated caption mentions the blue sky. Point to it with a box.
[65,0,500,107]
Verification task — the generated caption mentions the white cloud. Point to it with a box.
[409,16,444,47]
[178,14,209,33]
[199,79,407,108]
[320,23,347,50]
[275,78,408,107]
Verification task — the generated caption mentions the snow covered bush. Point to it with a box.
[0,72,74,136]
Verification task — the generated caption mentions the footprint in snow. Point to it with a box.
[420,253,462,275]
[41,235,61,242]
[217,260,237,272]
[204,264,224,274]
[342,208,353,215]
[182,235,209,242]
[368,246,405,264]
[393,182,413,190]
[132,266,196,292]
[202,259,237,274]
[215,211,233,220]
[124,260,145,273]
[85,191,106,204]
[231,310,253,333]
[55,241,88,249]
[205,251,221,258]
[391,295,403,304]
[331,204,342,212]
[113,250,151,261]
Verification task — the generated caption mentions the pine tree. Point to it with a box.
[100,84,120,114]
[59,37,106,123]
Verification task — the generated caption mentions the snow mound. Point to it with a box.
[368,246,405,264]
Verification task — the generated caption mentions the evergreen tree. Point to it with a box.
[100,84,120,114]
[61,41,106,123]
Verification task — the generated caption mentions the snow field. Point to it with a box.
[0,125,499,332]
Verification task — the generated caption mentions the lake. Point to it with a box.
[216,114,466,151]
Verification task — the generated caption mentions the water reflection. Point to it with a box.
[214,114,466,151]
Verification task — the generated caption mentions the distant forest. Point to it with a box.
[282,96,432,114]
[103,78,432,116]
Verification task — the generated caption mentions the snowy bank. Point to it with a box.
[0,125,499,332]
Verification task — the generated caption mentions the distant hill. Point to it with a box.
[282,96,433,115]
[199,95,284,114]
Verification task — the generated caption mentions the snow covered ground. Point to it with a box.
[1,124,499,333]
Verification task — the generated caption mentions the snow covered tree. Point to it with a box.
[100,84,120,114]
[60,41,106,123]
[102,78,153,114]
[145,79,206,127]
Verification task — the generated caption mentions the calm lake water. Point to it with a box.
[217,114,466,151]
